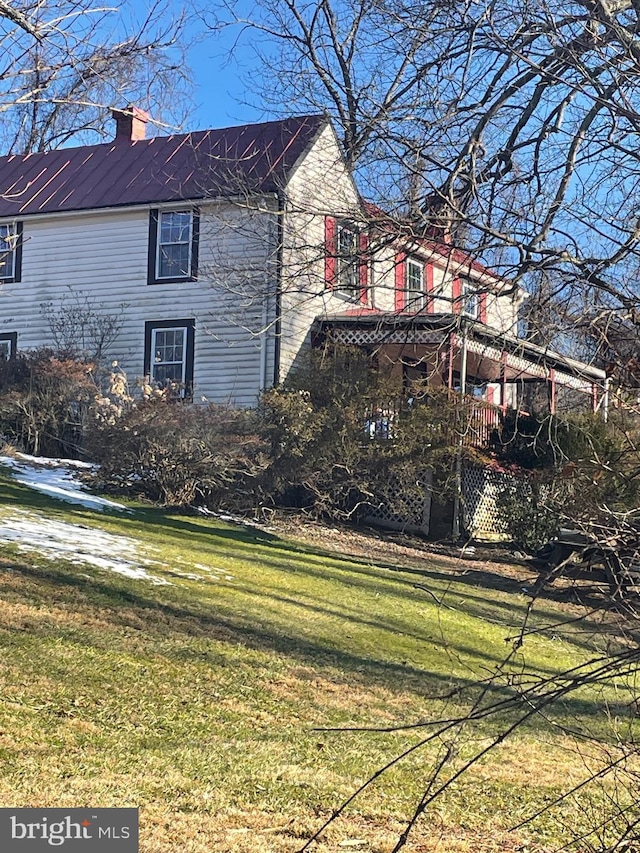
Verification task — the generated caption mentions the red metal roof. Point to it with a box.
[0,115,326,217]
[361,199,499,280]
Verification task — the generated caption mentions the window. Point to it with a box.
[405,258,426,310]
[461,278,479,318]
[148,209,199,284]
[0,222,23,283]
[0,332,17,359]
[144,320,195,395]
[337,224,360,299]
[324,217,368,303]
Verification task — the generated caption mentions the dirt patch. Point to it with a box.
[257,512,535,579]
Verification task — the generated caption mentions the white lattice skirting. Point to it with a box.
[363,466,527,540]
[363,471,433,535]
[462,466,528,538]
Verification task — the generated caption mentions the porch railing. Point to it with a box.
[365,394,502,448]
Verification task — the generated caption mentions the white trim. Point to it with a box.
[405,258,426,309]
[150,326,188,386]
[0,222,16,279]
[155,210,193,280]
[336,223,360,301]
[461,279,479,319]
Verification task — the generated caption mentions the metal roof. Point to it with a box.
[0,115,326,218]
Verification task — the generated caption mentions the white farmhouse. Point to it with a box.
[0,107,606,420]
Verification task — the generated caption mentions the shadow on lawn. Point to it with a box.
[137,508,636,622]
[31,501,632,657]
[0,476,632,677]
[1,552,630,730]
[0,472,629,621]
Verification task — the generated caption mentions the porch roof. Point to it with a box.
[316,312,607,385]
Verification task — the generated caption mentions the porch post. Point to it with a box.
[549,368,557,415]
[603,377,610,423]
[447,334,455,390]
[591,382,598,414]
[500,350,508,412]
[459,331,469,395]
[452,331,468,539]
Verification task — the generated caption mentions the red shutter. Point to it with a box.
[452,276,461,313]
[324,216,336,289]
[425,264,434,313]
[395,252,406,311]
[479,291,487,323]
[359,231,369,305]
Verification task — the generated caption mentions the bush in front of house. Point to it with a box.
[492,411,639,549]
[494,473,560,551]
[493,410,620,471]
[0,349,98,457]
[85,397,268,508]
[258,347,464,523]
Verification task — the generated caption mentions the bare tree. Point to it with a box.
[211,0,640,318]
[0,0,191,153]
[40,291,126,364]
[197,3,640,849]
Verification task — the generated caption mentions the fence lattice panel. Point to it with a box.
[462,467,528,537]
[364,472,432,535]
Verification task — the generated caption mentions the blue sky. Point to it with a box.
[187,34,257,129]
[122,0,272,132]
[172,6,269,131]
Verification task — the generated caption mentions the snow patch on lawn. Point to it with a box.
[0,510,169,584]
[0,453,127,511]
[0,453,236,586]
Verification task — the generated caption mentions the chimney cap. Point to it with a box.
[111,105,150,141]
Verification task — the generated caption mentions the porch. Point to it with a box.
[314,313,608,539]
[315,312,609,443]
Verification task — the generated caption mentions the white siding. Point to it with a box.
[278,123,363,381]
[1,203,277,406]
[368,237,521,331]
[0,125,527,410]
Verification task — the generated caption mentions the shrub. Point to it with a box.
[495,475,560,551]
[0,349,97,457]
[493,411,620,470]
[86,398,268,508]
[258,347,462,522]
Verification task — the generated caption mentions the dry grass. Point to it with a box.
[0,471,638,852]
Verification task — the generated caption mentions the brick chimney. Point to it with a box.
[111,105,150,141]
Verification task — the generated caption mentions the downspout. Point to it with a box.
[272,190,285,388]
[452,325,468,539]
[259,299,268,392]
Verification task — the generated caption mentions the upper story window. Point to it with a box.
[324,216,368,305]
[337,224,360,300]
[405,258,426,310]
[0,222,23,283]
[158,211,192,278]
[461,278,479,319]
[395,253,433,312]
[148,209,199,285]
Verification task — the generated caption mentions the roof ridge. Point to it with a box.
[0,114,326,162]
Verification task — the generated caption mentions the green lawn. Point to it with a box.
[0,468,637,852]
